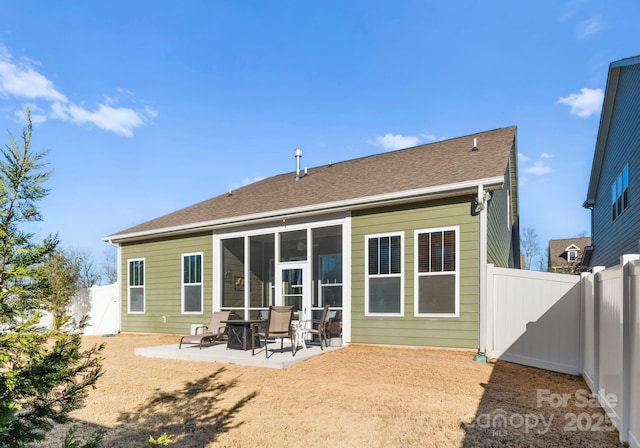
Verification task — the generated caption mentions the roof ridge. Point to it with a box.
[250,125,518,179]
[106,125,517,240]
[309,125,517,170]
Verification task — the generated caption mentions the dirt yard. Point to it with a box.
[34,333,622,447]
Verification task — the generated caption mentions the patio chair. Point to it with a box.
[305,305,330,350]
[326,310,342,338]
[251,306,294,358]
[179,310,231,349]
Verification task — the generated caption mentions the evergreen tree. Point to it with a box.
[0,109,104,447]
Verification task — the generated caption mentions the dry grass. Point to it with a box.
[33,333,622,447]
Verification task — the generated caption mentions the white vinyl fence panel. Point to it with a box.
[595,264,625,433]
[68,283,119,335]
[487,265,581,375]
[85,283,119,335]
[581,271,597,391]
[627,260,640,448]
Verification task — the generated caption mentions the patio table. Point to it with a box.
[222,319,262,351]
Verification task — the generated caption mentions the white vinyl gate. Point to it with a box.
[485,265,581,374]
[68,283,119,336]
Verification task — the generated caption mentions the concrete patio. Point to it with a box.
[134,338,344,369]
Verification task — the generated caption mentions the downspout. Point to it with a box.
[474,184,489,363]
[107,239,122,334]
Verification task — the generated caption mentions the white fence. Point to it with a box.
[486,257,639,447]
[486,265,581,374]
[630,260,640,448]
[580,256,639,447]
[69,283,119,336]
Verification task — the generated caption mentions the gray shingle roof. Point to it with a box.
[548,237,592,267]
[107,126,516,241]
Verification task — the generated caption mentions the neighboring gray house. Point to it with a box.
[583,55,640,268]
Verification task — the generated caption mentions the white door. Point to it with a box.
[278,262,310,322]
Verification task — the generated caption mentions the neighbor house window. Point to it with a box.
[415,227,459,317]
[567,250,577,262]
[365,233,403,316]
[182,253,203,314]
[128,259,145,313]
[612,165,629,221]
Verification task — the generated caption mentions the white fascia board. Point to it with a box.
[105,176,504,242]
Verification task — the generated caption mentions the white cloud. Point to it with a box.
[0,45,155,137]
[0,47,67,102]
[541,152,554,159]
[523,161,551,175]
[242,176,264,186]
[52,102,145,137]
[228,176,265,193]
[577,16,604,39]
[117,87,134,96]
[50,101,69,120]
[373,133,421,151]
[518,153,531,162]
[558,87,604,118]
[559,0,585,21]
[144,105,159,118]
[420,133,436,141]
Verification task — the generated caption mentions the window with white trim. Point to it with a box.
[182,253,203,313]
[611,165,629,221]
[414,227,459,317]
[567,250,577,262]
[365,233,403,315]
[128,259,145,313]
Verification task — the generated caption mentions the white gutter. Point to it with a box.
[105,176,504,243]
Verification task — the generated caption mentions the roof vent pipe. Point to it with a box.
[294,148,303,181]
[471,138,479,151]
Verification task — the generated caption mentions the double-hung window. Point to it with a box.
[183,253,203,314]
[365,233,403,316]
[611,165,629,221]
[128,259,145,313]
[415,227,459,317]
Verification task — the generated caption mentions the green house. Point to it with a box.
[104,126,520,349]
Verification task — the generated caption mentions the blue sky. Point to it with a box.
[1,1,639,268]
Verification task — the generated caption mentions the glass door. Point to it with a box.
[279,262,309,322]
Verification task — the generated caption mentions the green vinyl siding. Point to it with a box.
[486,172,511,268]
[120,233,213,334]
[351,197,479,348]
